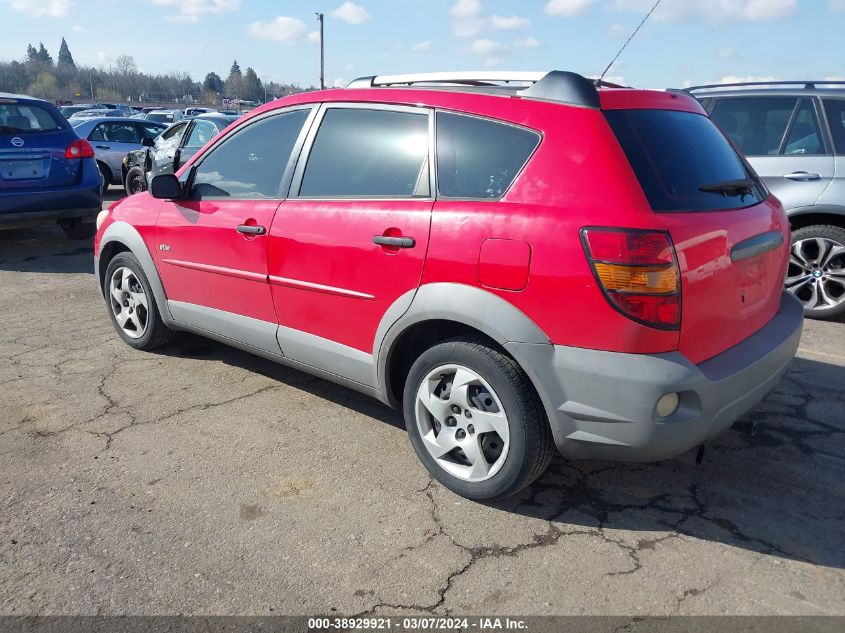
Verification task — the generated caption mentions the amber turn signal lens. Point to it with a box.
[593,263,678,295]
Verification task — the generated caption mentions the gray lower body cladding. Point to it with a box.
[507,292,804,462]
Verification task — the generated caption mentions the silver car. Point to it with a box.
[71,117,167,192]
[689,80,845,319]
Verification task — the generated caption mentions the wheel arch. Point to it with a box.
[787,205,845,231]
[96,221,173,323]
[376,283,550,408]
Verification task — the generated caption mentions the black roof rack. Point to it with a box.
[345,71,605,109]
[685,80,845,92]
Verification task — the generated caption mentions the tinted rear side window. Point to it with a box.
[709,97,797,156]
[436,112,539,199]
[606,109,766,212]
[823,99,845,154]
[0,102,64,134]
[299,108,429,198]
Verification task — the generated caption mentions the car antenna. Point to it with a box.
[596,0,662,86]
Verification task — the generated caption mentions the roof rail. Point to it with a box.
[346,70,602,109]
[685,80,845,92]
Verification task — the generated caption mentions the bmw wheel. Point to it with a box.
[786,225,845,320]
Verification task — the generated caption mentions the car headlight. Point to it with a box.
[96,209,109,230]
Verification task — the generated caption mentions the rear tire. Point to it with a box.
[104,252,175,350]
[59,218,96,240]
[403,337,554,500]
[124,166,146,196]
[786,224,845,320]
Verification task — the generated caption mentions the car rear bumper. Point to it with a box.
[0,206,101,230]
[506,292,803,462]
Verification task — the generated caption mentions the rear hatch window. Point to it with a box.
[1,102,65,134]
[605,109,766,212]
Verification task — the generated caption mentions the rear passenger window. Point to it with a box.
[436,112,539,199]
[299,108,430,198]
[783,100,823,155]
[823,99,845,154]
[710,97,797,156]
[191,109,309,199]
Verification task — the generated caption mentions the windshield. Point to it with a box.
[147,113,173,123]
[605,109,767,212]
[0,102,64,134]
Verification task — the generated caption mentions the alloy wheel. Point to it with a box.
[785,237,845,311]
[109,267,149,339]
[415,364,510,482]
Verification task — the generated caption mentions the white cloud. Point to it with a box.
[96,51,112,65]
[470,39,504,55]
[513,37,539,48]
[482,57,504,68]
[606,22,629,37]
[490,14,530,29]
[830,0,845,10]
[544,0,594,17]
[450,0,485,37]
[3,0,73,18]
[248,16,314,45]
[411,40,432,52]
[72,24,87,32]
[151,0,239,23]
[609,0,795,22]
[332,77,347,88]
[330,1,369,24]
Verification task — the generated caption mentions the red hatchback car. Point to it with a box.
[94,71,803,500]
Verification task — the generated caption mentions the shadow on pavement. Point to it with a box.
[157,333,845,571]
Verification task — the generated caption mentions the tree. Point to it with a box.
[26,44,38,65]
[203,71,223,94]
[37,43,53,66]
[115,54,137,76]
[57,38,75,69]
[229,60,241,77]
[242,67,263,102]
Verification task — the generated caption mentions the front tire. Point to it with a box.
[104,252,175,350]
[786,225,845,320]
[403,337,554,500]
[124,166,146,196]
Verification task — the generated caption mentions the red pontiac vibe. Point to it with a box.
[94,71,803,500]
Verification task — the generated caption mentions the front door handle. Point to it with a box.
[784,171,821,181]
[237,224,266,235]
[95,145,111,149]
[372,235,415,248]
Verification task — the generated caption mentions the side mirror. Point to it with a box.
[150,174,181,200]
[142,137,154,148]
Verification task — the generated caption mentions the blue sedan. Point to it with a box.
[0,92,101,239]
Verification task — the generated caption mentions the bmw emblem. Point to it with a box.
[10,137,24,147]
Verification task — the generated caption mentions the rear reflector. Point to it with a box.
[582,228,681,330]
[65,138,95,159]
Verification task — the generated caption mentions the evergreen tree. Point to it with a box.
[242,67,263,102]
[57,38,75,69]
[229,60,241,77]
[203,71,224,94]
[37,43,53,66]
[225,61,243,98]
[26,44,38,65]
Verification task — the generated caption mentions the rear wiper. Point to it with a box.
[699,178,755,197]
[0,126,22,134]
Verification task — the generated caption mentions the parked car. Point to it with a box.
[0,91,101,239]
[95,71,802,500]
[144,109,184,124]
[184,107,217,117]
[687,80,845,319]
[122,113,237,194]
[69,108,123,121]
[70,117,167,193]
[59,103,103,118]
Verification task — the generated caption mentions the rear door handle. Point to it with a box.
[372,235,415,248]
[237,224,266,235]
[784,171,821,181]
[95,145,111,149]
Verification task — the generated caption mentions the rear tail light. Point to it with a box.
[65,138,95,159]
[581,228,681,330]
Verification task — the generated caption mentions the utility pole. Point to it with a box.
[316,12,325,90]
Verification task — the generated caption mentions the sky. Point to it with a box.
[0,0,843,89]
